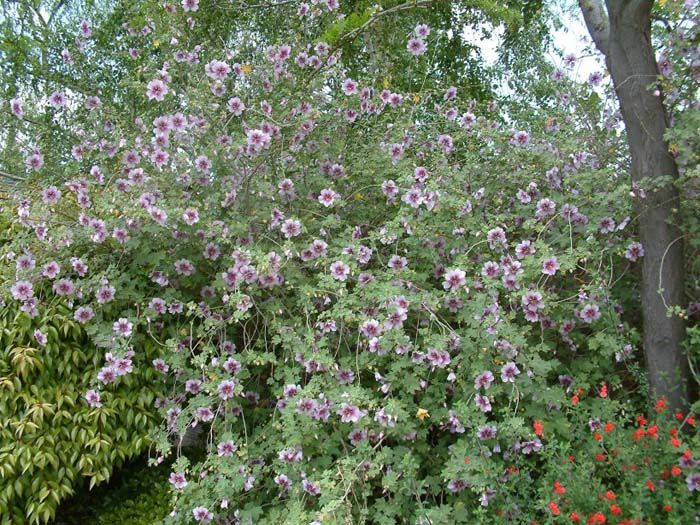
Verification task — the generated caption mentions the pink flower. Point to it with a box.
[226,96,245,115]
[217,440,237,456]
[342,78,359,95]
[11,280,34,301]
[337,403,367,423]
[10,98,23,118]
[535,198,556,219]
[388,255,408,271]
[407,37,427,56]
[402,188,423,207]
[218,380,236,400]
[280,218,301,238]
[182,0,199,12]
[26,152,44,171]
[41,186,61,204]
[588,71,603,86]
[84,389,101,408]
[74,306,94,324]
[579,303,601,323]
[318,188,340,207]
[113,318,133,337]
[194,155,211,173]
[192,507,213,523]
[442,268,466,292]
[174,259,196,276]
[474,370,495,390]
[169,472,188,489]
[53,278,76,296]
[542,256,560,276]
[49,91,66,108]
[42,261,60,279]
[500,362,520,383]
[278,447,302,463]
[521,290,544,312]
[96,284,115,304]
[599,217,616,233]
[625,242,644,262]
[182,207,200,225]
[146,79,168,101]
[487,227,507,250]
[515,239,535,259]
[330,260,350,281]
[513,131,530,146]
[481,261,500,279]
[415,23,430,38]
[79,20,91,38]
[246,129,271,151]
[34,329,48,346]
[205,60,230,80]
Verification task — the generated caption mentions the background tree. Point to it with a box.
[578,0,691,412]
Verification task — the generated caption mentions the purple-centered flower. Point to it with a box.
[337,403,367,423]
[474,371,494,390]
[330,261,350,281]
[74,306,94,324]
[113,318,133,337]
[84,389,101,408]
[217,440,237,456]
[11,280,33,301]
[442,268,466,292]
[687,473,700,492]
[579,303,601,323]
[476,425,497,440]
[625,242,644,262]
[169,472,188,489]
[218,380,236,400]
[192,506,213,523]
[500,362,520,383]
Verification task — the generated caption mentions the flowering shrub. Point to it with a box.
[1,1,698,524]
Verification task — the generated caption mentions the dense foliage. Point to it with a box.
[0,1,699,524]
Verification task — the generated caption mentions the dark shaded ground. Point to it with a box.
[52,455,171,525]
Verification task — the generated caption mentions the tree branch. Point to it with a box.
[578,0,610,57]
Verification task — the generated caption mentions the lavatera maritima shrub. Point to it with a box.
[1,0,699,524]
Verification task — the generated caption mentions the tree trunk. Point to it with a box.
[580,0,689,412]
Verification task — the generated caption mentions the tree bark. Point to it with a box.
[579,0,690,412]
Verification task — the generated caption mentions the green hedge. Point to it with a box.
[0,301,164,524]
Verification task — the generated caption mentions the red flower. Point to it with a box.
[675,411,684,421]
[587,512,606,524]
[646,480,655,492]
[610,504,621,515]
[663,504,671,512]
[533,420,543,436]
[655,398,666,412]
[600,384,607,398]
[572,394,579,406]
[554,481,566,494]
[594,432,602,441]
[671,465,681,476]
[670,437,680,447]
[596,453,606,461]
[571,511,581,523]
[636,415,647,426]
[604,422,614,433]
[549,502,561,516]
[647,425,659,439]
[604,490,615,501]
